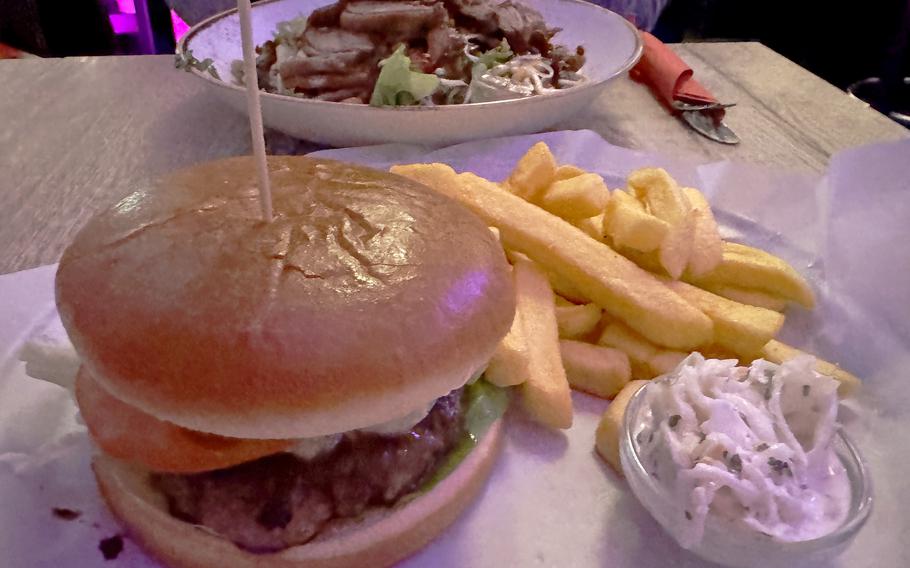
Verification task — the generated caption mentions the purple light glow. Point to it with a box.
[116,0,136,14]
[171,10,190,41]
[443,270,489,316]
[109,14,138,35]
[107,2,189,44]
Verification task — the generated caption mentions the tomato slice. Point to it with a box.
[75,367,291,473]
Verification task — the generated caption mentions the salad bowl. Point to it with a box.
[177,0,642,146]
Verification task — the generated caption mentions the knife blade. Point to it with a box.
[681,110,740,145]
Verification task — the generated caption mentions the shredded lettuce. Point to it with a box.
[464,40,521,103]
[369,45,440,106]
[475,39,514,71]
[419,378,509,492]
[274,15,308,45]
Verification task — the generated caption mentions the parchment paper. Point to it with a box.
[1,130,908,567]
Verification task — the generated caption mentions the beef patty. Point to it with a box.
[153,389,465,552]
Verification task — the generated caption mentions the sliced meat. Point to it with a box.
[339,1,446,40]
[278,50,367,77]
[426,25,464,69]
[301,27,374,55]
[445,0,554,53]
[407,45,432,72]
[283,68,373,91]
[154,389,465,553]
[495,0,554,54]
[444,0,499,34]
[255,40,278,89]
[314,88,370,102]
[306,1,349,28]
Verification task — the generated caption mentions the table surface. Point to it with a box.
[1,42,906,275]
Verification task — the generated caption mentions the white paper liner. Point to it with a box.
[2,130,908,567]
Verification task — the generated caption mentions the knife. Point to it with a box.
[630,32,740,145]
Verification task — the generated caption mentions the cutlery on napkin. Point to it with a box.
[630,32,740,145]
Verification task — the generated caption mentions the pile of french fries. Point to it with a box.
[390,142,862,471]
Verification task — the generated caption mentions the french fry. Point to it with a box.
[573,213,606,242]
[539,173,610,219]
[560,340,631,399]
[698,344,742,363]
[554,294,576,307]
[554,164,587,181]
[506,142,557,202]
[485,309,531,388]
[556,302,602,339]
[690,242,816,309]
[760,340,861,397]
[647,350,688,376]
[512,256,573,429]
[597,321,687,379]
[544,266,590,303]
[664,279,785,358]
[603,190,670,253]
[597,322,658,379]
[595,380,648,473]
[683,187,723,278]
[628,168,694,279]
[617,247,790,314]
[628,168,689,223]
[658,212,696,280]
[700,283,788,312]
[612,244,665,275]
[390,162,459,190]
[390,165,714,351]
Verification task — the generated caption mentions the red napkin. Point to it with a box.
[630,31,717,109]
[0,42,33,59]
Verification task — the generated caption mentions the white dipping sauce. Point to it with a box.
[633,353,850,547]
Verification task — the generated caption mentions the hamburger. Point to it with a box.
[55,156,515,567]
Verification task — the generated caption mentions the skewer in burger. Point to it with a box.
[56,156,515,567]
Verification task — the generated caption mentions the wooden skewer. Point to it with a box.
[237,0,273,222]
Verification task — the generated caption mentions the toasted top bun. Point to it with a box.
[93,419,502,568]
[57,156,514,439]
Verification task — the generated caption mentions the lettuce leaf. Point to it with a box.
[464,378,509,442]
[419,378,509,492]
[369,45,440,107]
[475,39,514,71]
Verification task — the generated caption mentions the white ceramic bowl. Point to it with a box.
[620,380,874,568]
[176,0,642,146]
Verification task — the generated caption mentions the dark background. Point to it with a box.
[655,0,910,91]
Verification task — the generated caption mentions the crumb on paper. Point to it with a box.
[52,507,81,521]
[99,535,124,561]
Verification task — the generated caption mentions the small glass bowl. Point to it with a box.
[620,381,873,568]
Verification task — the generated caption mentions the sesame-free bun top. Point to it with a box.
[56,156,514,440]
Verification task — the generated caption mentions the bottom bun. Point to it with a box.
[93,419,503,568]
